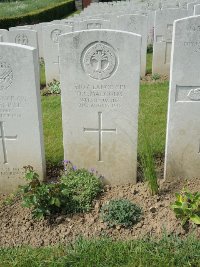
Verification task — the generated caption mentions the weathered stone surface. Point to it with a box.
[0,43,45,193]
[164,16,200,180]
[59,30,141,185]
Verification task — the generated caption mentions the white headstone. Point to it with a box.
[114,14,148,76]
[165,15,200,180]
[59,30,141,185]
[152,8,188,76]
[8,29,38,50]
[43,24,73,84]
[0,43,45,193]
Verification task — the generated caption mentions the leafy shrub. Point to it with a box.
[47,79,61,94]
[20,166,67,219]
[20,163,102,219]
[171,189,200,226]
[61,161,102,213]
[152,73,161,81]
[100,199,142,228]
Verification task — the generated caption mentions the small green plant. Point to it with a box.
[61,161,102,213]
[171,189,200,226]
[140,128,159,195]
[100,199,142,228]
[20,166,66,219]
[20,164,102,219]
[47,79,61,94]
[152,73,161,81]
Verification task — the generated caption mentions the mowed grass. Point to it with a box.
[138,81,169,156]
[0,0,71,18]
[146,52,152,74]
[1,235,200,267]
[42,96,63,164]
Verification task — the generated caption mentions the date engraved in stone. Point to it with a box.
[75,84,125,109]
[81,42,118,80]
[0,61,13,91]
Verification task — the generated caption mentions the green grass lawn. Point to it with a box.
[1,235,200,266]
[146,52,152,74]
[0,0,71,18]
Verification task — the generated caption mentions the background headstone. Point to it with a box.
[152,8,188,76]
[43,24,73,84]
[114,14,147,77]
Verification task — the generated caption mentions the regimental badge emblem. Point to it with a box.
[51,29,62,43]
[15,34,28,45]
[0,61,13,91]
[81,42,118,80]
[188,88,200,100]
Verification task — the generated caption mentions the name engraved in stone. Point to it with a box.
[0,95,28,118]
[176,86,200,102]
[75,84,125,108]
[184,42,200,53]
[189,25,200,31]
[0,167,25,178]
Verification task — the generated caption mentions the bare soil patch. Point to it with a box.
[141,74,169,83]
[0,169,200,248]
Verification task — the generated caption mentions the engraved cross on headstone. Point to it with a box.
[83,112,116,161]
[0,122,17,164]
